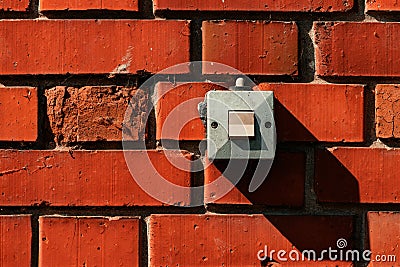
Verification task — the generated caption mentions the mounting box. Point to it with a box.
[206,90,275,160]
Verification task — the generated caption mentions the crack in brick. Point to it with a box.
[0,166,27,177]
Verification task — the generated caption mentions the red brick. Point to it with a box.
[0,0,29,11]
[0,20,190,75]
[367,212,400,266]
[259,83,364,142]
[0,87,37,142]
[39,216,139,267]
[205,151,305,206]
[154,0,353,12]
[315,147,400,203]
[315,22,400,77]
[40,0,138,11]
[367,0,400,11]
[46,86,148,144]
[149,214,353,266]
[0,150,191,206]
[0,215,31,266]
[155,82,226,141]
[375,84,400,138]
[202,21,298,75]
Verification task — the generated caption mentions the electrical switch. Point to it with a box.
[228,111,255,138]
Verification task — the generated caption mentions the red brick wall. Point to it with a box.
[0,0,399,266]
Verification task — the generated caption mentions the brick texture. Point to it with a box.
[155,82,226,141]
[0,87,37,141]
[149,214,353,266]
[204,151,306,206]
[0,215,31,267]
[40,0,138,11]
[45,86,148,144]
[368,212,400,266]
[154,0,353,12]
[367,0,400,11]
[259,83,364,142]
[1,0,400,265]
[315,147,400,203]
[375,84,400,138]
[315,22,400,77]
[156,82,365,142]
[0,20,190,75]
[0,150,192,206]
[39,216,140,267]
[0,0,29,11]
[202,21,298,75]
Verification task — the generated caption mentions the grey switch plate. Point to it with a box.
[206,91,275,160]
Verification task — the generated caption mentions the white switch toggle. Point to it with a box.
[228,111,255,137]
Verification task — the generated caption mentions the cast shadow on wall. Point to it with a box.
[207,98,361,266]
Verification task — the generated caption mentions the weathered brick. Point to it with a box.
[0,215,31,267]
[45,86,148,144]
[375,84,400,138]
[155,82,226,141]
[315,22,400,77]
[39,216,139,267]
[0,87,37,141]
[203,21,298,75]
[0,150,191,206]
[367,0,400,11]
[0,0,29,11]
[367,212,400,266]
[315,147,400,203]
[40,0,138,11]
[259,83,364,142]
[0,20,190,75]
[149,214,353,266]
[204,151,305,206]
[154,0,353,12]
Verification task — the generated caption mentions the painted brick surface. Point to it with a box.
[0,20,190,75]
[149,214,353,266]
[154,0,353,12]
[45,86,148,144]
[315,22,400,77]
[40,0,138,11]
[155,82,226,141]
[204,151,306,206]
[39,216,140,267]
[315,147,400,203]
[375,84,400,138]
[1,1,400,265]
[367,212,400,266]
[202,21,298,75]
[259,83,364,142]
[367,0,400,11]
[0,87,37,141]
[0,150,192,206]
[0,0,29,11]
[0,215,31,267]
